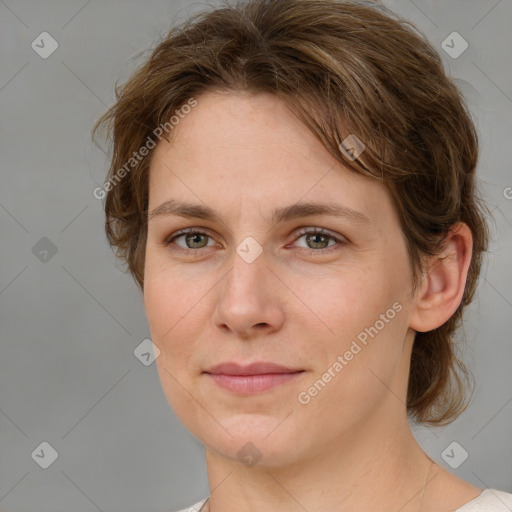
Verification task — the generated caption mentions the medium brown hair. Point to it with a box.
[92,0,489,425]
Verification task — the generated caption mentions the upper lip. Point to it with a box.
[204,362,304,375]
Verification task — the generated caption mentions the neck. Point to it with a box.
[203,408,438,512]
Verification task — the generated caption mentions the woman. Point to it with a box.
[92,0,512,510]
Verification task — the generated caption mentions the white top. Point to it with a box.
[173,489,512,512]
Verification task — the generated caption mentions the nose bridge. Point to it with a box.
[224,193,268,291]
[223,240,269,305]
[211,239,284,337]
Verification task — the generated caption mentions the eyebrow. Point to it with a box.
[148,199,370,225]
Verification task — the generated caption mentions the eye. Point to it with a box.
[164,228,218,254]
[290,227,346,254]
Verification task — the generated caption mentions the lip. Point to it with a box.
[204,361,303,375]
[203,361,305,394]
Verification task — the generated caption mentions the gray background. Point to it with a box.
[0,0,511,511]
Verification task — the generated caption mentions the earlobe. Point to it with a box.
[409,223,473,333]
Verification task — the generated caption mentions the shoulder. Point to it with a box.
[455,489,512,511]
[171,497,209,512]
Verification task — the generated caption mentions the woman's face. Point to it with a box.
[144,91,417,467]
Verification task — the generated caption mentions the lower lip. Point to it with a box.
[205,372,304,393]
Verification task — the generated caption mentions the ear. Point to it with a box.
[409,222,473,333]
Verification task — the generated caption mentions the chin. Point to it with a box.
[205,436,301,469]
[197,414,307,468]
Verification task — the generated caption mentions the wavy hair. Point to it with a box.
[92,0,490,425]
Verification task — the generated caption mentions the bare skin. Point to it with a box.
[143,90,482,512]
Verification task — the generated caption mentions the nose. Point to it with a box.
[211,248,285,340]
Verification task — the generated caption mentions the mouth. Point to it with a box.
[203,361,306,394]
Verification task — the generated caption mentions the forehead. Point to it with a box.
[147,91,396,227]
[153,91,330,163]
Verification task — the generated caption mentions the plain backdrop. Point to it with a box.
[1,1,511,511]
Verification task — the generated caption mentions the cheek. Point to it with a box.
[144,252,202,332]
[143,258,218,388]
[144,270,204,420]
[297,262,408,380]
[295,265,392,337]
[143,266,192,363]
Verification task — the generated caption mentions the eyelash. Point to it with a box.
[163,227,346,256]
